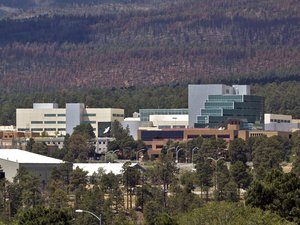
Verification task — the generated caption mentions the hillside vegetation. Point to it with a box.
[0,0,299,91]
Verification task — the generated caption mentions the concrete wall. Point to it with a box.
[0,159,19,182]
[0,159,61,185]
[188,84,224,128]
[121,121,152,140]
[21,163,61,186]
[149,114,188,128]
[17,104,124,137]
[265,123,300,132]
[66,103,84,134]
[264,114,292,123]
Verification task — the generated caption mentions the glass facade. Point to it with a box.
[141,130,184,141]
[140,109,189,121]
[195,95,264,130]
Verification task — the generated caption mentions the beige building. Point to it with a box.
[16,103,124,136]
[264,113,292,123]
[149,114,188,128]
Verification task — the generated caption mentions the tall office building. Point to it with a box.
[188,84,264,130]
[16,103,124,136]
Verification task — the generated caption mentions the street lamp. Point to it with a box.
[105,149,120,162]
[167,147,175,154]
[75,209,101,225]
[207,156,225,191]
[176,148,184,163]
[191,147,199,165]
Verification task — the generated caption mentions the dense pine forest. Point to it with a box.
[0,0,299,91]
[0,0,299,123]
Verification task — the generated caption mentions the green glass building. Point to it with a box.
[195,94,264,130]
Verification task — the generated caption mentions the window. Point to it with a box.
[31,128,43,131]
[57,114,66,117]
[58,128,66,131]
[57,121,66,124]
[83,121,96,124]
[45,128,56,131]
[31,121,43,124]
[44,121,56,124]
[18,128,29,131]
[113,114,124,117]
[83,113,96,117]
[187,135,200,139]
[44,114,56,117]
[217,134,230,138]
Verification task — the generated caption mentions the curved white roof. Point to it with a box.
[73,163,124,176]
[0,149,64,164]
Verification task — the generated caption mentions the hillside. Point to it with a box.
[0,0,299,91]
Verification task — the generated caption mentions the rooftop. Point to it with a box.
[73,162,144,176]
[73,163,124,176]
[0,149,64,164]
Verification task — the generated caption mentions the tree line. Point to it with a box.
[1,121,300,224]
[0,129,300,225]
[0,81,299,126]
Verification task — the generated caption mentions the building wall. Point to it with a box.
[139,127,248,157]
[188,84,224,128]
[0,159,19,182]
[139,109,188,122]
[149,114,188,128]
[66,103,84,134]
[265,123,300,132]
[21,163,61,186]
[0,160,62,185]
[16,104,124,136]
[121,121,152,140]
[249,130,291,138]
[86,108,124,137]
[16,108,66,135]
[188,84,252,128]
[264,114,292,123]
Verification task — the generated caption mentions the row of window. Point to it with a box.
[83,114,96,117]
[82,121,96,124]
[270,119,290,123]
[44,113,98,117]
[31,121,66,124]
[45,114,65,117]
[18,128,66,132]
[32,120,98,124]
[113,114,124,117]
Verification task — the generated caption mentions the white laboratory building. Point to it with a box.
[16,103,124,137]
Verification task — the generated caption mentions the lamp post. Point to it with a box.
[176,148,184,163]
[167,147,175,154]
[191,147,199,166]
[105,149,120,162]
[207,156,225,191]
[75,209,101,225]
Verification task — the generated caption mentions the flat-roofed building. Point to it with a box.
[138,121,249,158]
[188,84,264,130]
[0,149,64,184]
[73,163,146,177]
[264,113,300,132]
[149,114,188,129]
[16,103,124,137]
[140,109,188,122]
[249,130,292,139]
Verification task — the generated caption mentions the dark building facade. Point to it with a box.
[195,94,264,130]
